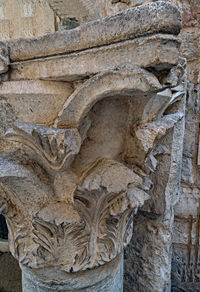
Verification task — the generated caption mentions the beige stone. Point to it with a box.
[9,35,181,82]
[0,1,188,292]
[47,0,181,24]
[175,187,200,217]
[0,60,186,292]
[0,0,55,41]
[0,80,73,125]
[56,66,162,128]
[8,1,181,62]
[180,28,200,62]
[0,238,9,252]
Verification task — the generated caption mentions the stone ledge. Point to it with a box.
[9,34,180,81]
[8,1,181,62]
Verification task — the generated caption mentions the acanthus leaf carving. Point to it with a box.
[73,158,150,269]
[6,122,81,172]
[32,217,88,272]
[0,63,185,276]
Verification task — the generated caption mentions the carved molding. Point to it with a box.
[55,66,162,127]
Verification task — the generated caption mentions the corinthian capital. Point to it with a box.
[0,119,149,273]
[0,63,185,284]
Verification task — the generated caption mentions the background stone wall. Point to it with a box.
[124,1,200,291]
[0,0,55,40]
[171,0,200,291]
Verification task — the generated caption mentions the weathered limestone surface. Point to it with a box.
[0,252,22,292]
[0,0,55,41]
[169,0,200,291]
[47,0,100,27]
[0,80,73,153]
[0,1,191,292]
[9,35,181,82]
[171,86,200,291]
[1,62,181,290]
[8,1,181,62]
[21,254,124,292]
[0,80,73,125]
[124,64,186,291]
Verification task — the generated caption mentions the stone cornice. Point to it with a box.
[8,1,181,62]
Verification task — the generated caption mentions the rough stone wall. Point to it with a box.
[0,0,55,40]
[171,0,200,291]
[0,0,181,40]
[123,1,200,291]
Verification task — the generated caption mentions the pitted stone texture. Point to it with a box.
[171,244,200,291]
[124,212,172,292]
[22,254,123,292]
[180,29,200,62]
[8,1,181,62]
[0,80,73,153]
[0,0,55,41]
[0,252,21,292]
[179,0,200,27]
[10,35,181,82]
[0,63,185,292]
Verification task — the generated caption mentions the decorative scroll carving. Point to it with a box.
[6,122,81,172]
[0,64,185,275]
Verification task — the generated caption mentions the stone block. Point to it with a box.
[180,29,200,62]
[0,80,73,152]
[175,187,200,217]
[181,156,194,184]
[8,1,181,62]
[0,80,73,125]
[179,0,200,27]
[10,35,180,81]
[0,0,55,41]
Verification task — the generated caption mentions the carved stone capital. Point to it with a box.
[0,121,149,274]
[0,63,186,282]
[0,2,186,290]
